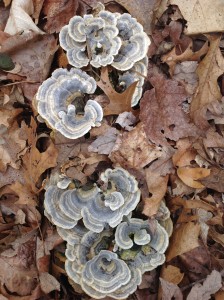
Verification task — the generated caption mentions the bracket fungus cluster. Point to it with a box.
[44,167,171,299]
[59,7,150,71]
[36,68,103,139]
[36,5,150,140]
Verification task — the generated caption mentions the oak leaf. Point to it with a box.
[190,34,224,129]
[21,118,58,192]
[97,67,138,116]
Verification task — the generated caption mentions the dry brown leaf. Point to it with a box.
[110,123,162,170]
[43,0,79,33]
[166,222,200,261]
[209,227,224,248]
[172,138,197,167]
[169,0,224,35]
[177,167,210,189]
[160,265,184,285]
[88,127,118,155]
[97,67,138,116]
[215,291,224,300]
[142,169,168,217]
[187,270,222,300]
[140,68,199,146]
[162,41,209,75]
[39,272,60,294]
[199,169,224,193]
[4,0,43,35]
[190,34,224,129]
[109,0,163,35]
[0,109,25,173]
[0,231,38,296]
[21,118,58,192]
[160,278,183,300]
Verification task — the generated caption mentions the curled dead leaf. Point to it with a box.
[177,167,210,189]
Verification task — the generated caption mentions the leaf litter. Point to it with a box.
[1,0,224,299]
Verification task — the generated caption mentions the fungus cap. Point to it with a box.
[36,68,103,139]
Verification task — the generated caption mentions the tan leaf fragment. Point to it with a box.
[109,0,163,35]
[97,67,138,116]
[160,278,183,300]
[177,167,210,189]
[140,68,199,146]
[160,265,184,285]
[200,168,224,193]
[190,34,224,129]
[88,127,118,155]
[21,118,58,192]
[143,169,168,217]
[109,122,162,170]
[4,0,44,35]
[172,138,197,168]
[187,270,222,300]
[162,41,209,75]
[39,272,60,294]
[169,0,224,35]
[166,222,200,261]
[43,0,79,33]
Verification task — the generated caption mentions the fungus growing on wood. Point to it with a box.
[36,68,103,139]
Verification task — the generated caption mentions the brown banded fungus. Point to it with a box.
[36,68,103,139]
[44,167,141,232]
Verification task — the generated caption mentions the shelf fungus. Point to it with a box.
[36,68,103,139]
[111,14,150,71]
[118,57,148,106]
[115,218,169,272]
[44,167,141,232]
[59,6,150,71]
[59,12,122,68]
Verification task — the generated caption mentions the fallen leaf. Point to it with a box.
[207,167,224,189]
[169,0,224,35]
[109,0,163,35]
[21,118,58,192]
[97,67,138,116]
[173,61,199,95]
[7,34,58,82]
[160,278,183,300]
[115,111,136,131]
[162,41,208,75]
[160,265,184,285]
[177,167,210,189]
[88,127,118,155]
[140,67,199,146]
[0,109,25,172]
[187,270,222,300]
[39,272,60,294]
[43,0,79,33]
[109,123,162,169]
[0,231,38,296]
[142,169,168,217]
[4,0,44,35]
[172,138,197,168]
[190,34,224,129]
[215,291,224,300]
[166,222,200,261]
